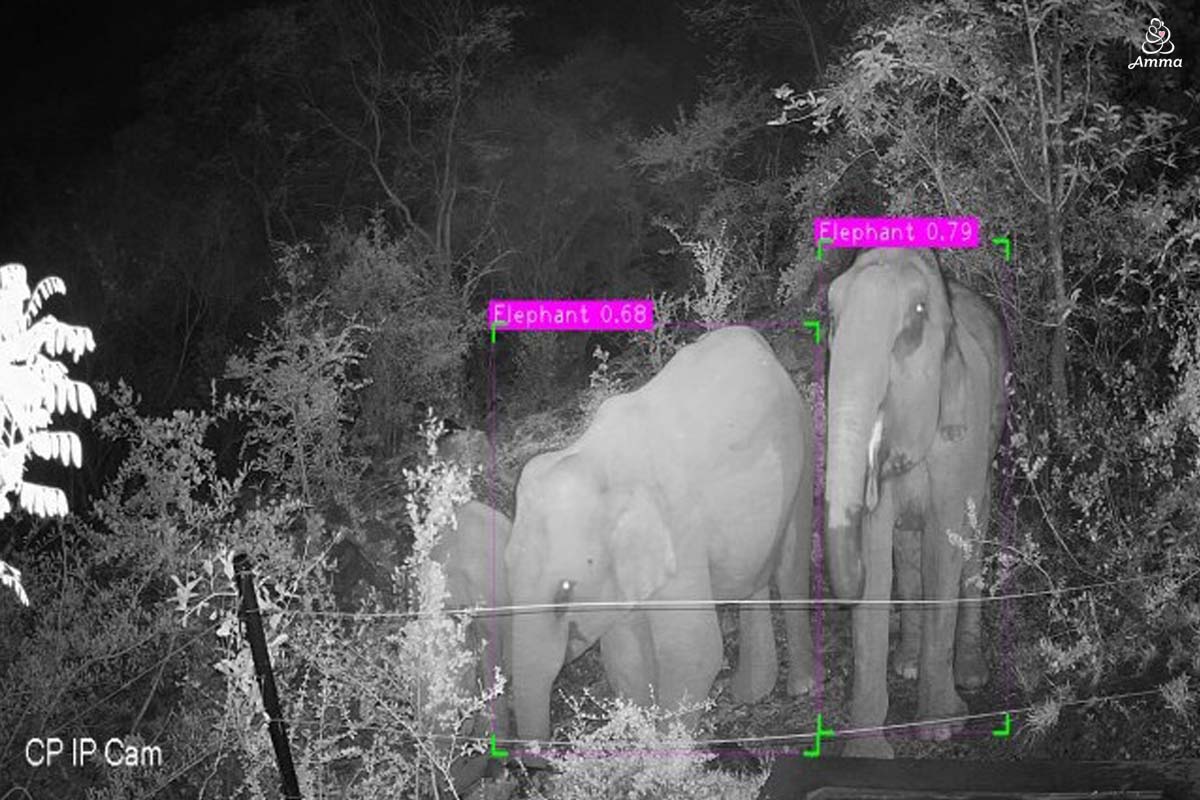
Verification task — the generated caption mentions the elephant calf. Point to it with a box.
[426,499,513,792]
[504,325,816,742]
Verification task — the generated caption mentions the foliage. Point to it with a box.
[578,346,626,422]
[0,263,96,520]
[471,39,656,298]
[633,79,798,314]
[325,212,479,457]
[171,414,501,798]
[536,693,768,800]
[397,414,502,741]
[770,0,1200,756]
[0,263,95,608]
[512,332,579,416]
[1,268,494,797]
[636,291,688,373]
[224,243,371,505]
[0,384,274,798]
[672,219,741,323]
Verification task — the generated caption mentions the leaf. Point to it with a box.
[25,275,66,321]
[76,382,97,418]
[19,482,68,517]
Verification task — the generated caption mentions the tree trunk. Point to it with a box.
[1025,1,1069,424]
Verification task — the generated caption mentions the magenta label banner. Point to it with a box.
[814,216,980,248]
[489,299,655,331]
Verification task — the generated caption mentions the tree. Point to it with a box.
[0,263,96,603]
[772,0,1188,424]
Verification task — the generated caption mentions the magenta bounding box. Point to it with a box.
[814,216,980,248]
[488,299,655,331]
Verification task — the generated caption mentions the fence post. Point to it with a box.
[234,553,302,800]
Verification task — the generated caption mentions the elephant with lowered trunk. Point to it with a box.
[424,498,513,793]
[425,428,513,792]
[504,326,816,742]
[824,248,1006,758]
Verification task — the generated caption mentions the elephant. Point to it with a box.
[426,498,513,792]
[823,248,1006,758]
[504,325,815,742]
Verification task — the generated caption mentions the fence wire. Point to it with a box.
[253,566,1200,622]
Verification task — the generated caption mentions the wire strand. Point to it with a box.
[274,687,1168,750]
[254,567,1198,621]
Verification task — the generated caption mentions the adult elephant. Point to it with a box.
[505,326,815,742]
[428,499,513,792]
[824,249,1006,757]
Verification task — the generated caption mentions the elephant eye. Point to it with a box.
[553,579,574,614]
[914,301,926,316]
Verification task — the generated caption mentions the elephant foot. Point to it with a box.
[954,646,989,690]
[915,692,968,741]
[892,643,919,680]
[786,662,814,696]
[841,736,894,759]
[730,664,776,704]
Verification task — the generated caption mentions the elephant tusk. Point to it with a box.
[865,414,883,511]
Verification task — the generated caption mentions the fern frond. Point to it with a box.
[29,431,83,467]
[0,559,28,606]
[0,263,29,296]
[25,275,66,323]
[18,482,68,517]
[69,380,97,418]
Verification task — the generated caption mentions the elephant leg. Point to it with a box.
[842,488,896,759]
[915,488,970,741]
[730,586,779,702]
[600,612,654,706]
[954,487,990,691]
[775,490,815,696]
[893,525,922,680]
[649,594,723,730]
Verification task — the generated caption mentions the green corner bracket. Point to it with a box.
[803,320,821,345]
[992,712,1012,738]
[991,236,1012,262]
[816,237,834,261]
[489,732,509,759]
[802,713,835,758]
[490,319,508,344]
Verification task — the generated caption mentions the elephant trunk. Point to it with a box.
[509,615,568,742]
[825,325,890,601]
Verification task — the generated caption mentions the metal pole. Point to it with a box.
[234,553,302,800]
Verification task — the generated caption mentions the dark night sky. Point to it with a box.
[0,0,697,183]
[3,2,220,162]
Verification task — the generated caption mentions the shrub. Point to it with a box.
[326,211,479,457]
[536,694,768,800]
[0,262,95,603]
[223,243,371,507]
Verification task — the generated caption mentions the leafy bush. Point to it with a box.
[0,263,96,522]
[513,331,578,414]
[223,243,370,507]
[535,694,768,800]
[577,345,625,422]
[172,414,502,798]
[326,211,480,457]
[0,381,280,798]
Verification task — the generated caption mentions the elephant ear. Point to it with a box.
[610,485,677,602]
[938,325,969,442]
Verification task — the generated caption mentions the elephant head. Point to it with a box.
[505,447,675,741]
[825,249,970,600]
